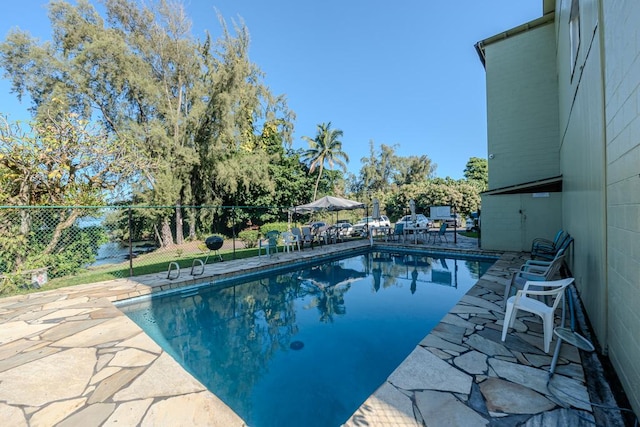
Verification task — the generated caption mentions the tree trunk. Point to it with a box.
[175,202,184,245]
[43,209,80,255]
[312,163,324,201]
[14,209,32,268]
[154,224,163,247]
[188,208,197,240]
[161,217,174,248]
[19,209,31,235]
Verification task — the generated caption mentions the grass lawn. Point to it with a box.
[47,247,259,289]
[459,231,479,238]
[1,244,261,297]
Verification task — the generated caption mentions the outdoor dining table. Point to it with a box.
[403,226,430,244]
[370,226,392,241]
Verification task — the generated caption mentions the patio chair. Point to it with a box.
[501,277,574,353]
[531,229,565,253]
[523,246,567,270]
[534,236,573,262]
[503,252,566,308]
[319,226,338,245]
[291,227,303,247]
[301,226,315,249]
[532,231,571,260]
[330,226,343,243]
[282,231,300,253]
[392,222,404,242]
[258,230,280,256]
[432,223,448,243]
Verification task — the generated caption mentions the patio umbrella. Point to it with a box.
[409,199,416,223]
[372,198,380,219]
[292,195,365,214]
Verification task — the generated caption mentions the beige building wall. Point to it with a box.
[484,21,560,190]
[480,20,562,251]
[482,193,562,251]
[481,196,521,252]
[480,0,640,415]
[555,0,639,414]
[600,0,640,414]
[554,0,608,347]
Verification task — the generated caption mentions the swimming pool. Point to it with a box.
[119,250,496,426]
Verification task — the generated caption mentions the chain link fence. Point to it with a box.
[0,205,368,295]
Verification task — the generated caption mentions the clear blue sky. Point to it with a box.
[0,0,542,179]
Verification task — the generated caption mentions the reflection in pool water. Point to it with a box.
[119,250,495,427]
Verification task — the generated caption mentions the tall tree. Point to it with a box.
[0,113,143,274]
[0,0,294,244]
[356,142,436,195]
[301,122,349,201]
[463,157,488,191]
[394,154,436,185]
[358,141,397,193]
[0,0,201,246]
[188,19,295,233]
[384,178,480,221]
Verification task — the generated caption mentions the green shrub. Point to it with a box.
[238,229,260,248]
[259,222,289,235]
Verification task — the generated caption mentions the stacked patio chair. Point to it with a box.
[531,230,572,260]
[531,229,565,255]
[300,226,316,249]
[291,227,304,247]
[503,251,567,308]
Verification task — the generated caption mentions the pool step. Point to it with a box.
[180,288,199,298]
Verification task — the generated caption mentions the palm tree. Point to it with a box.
[301,122,349,200]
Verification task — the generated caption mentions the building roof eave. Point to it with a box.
[482,175,562,196]
[475,12,555,68]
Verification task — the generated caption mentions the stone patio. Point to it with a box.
[0,235,626,426]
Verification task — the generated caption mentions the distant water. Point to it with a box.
[89,241,156,267]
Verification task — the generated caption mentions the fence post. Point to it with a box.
[128,207,133,276]
[477,208,481,249]
[232,205,237,259]
[453,205,457,244]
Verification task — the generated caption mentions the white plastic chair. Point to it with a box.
[501,277,574,353]
[282,231,300,253]
[503,252,566,308]
[300,226,315,248]
[291,227,303,248]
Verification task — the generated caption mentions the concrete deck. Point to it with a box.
[0,235,619,426]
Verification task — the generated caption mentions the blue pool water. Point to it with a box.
[119,250,495,426]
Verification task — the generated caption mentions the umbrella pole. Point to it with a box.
[366,205,369,237]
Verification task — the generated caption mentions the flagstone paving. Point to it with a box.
[0,235,627,426]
